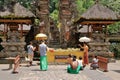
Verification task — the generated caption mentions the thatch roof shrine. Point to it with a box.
[0,1,35,24]
[0,1,35,38]
[75,3,120,25]
[0,1,36,58]
[74,2,120,57]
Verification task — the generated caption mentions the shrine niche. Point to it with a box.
[0,1,35,57]
[75,2,120,57]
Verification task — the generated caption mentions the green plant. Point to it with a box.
[34,18,40,26]
[110,43,120,59]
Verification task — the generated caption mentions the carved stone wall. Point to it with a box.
[59,0,75,48]
[0,31,26,57]
[89,28,113,58]
[1,42,26,57]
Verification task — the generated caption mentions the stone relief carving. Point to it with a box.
[7,30,20,42]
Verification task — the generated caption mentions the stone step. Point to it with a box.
[49,40,60,45]
[48,44,61,48]
[108,58,116,63]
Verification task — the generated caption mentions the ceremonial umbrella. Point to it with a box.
[79,36,91,42]
[35,33,47,40]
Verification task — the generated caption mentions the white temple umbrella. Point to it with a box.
[35,33,47,40]
[79,36,91,42]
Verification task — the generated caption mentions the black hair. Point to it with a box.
[68,54,72,57]
[40,40,46,44]
[73,55,76,61]
[79,56,82,60]
[95,56,97,58]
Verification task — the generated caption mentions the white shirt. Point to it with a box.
[93,58,99,63]
[78,60,83,67]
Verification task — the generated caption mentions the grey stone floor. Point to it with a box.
[0,60,120,80]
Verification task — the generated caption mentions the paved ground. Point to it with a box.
[0,60,120,80]
[103,60,120,80]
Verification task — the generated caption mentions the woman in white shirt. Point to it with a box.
[90,56,99,70]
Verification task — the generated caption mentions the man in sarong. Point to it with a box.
[39,40,49,70]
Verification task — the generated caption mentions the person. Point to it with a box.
[39,40,49,71]
[90,55,99,70]
[27,41,36,66]
[83,42,89,66]
[67,54,73,64]
[80,42,89,66]
[78,56,84,70]
[67,55,81,74]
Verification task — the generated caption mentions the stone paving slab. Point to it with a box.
[19,65,88,80]
[103,60,120,80]
[19,65,113,80]
[0,64,112,80]
[1,61,120,80]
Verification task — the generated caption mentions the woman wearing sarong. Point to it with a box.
[83,42,89,66]
[79,42,89,66]
[39,40,49,70]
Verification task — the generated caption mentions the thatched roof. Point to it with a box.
[81,3,119,20]
[74,3,120,24]
[0,2,35,18]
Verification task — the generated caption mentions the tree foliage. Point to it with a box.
[107,22,120,34]
[75,0,94,17]
[100,0,120,14]
[0,0,34,11]
[110,43,120,59]
[99,0,120,34]
[49,0,59,24]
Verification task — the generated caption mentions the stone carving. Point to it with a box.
[7,30,20,42]
[0,30,26,58]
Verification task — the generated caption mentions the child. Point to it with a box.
[90,55,99,70]
[27,41,36,66]
[67,54,73,64]
[78,56,84,70]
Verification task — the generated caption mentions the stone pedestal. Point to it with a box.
[0,37,26,58]
[89,42,113,58]
[88,33,114,58]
